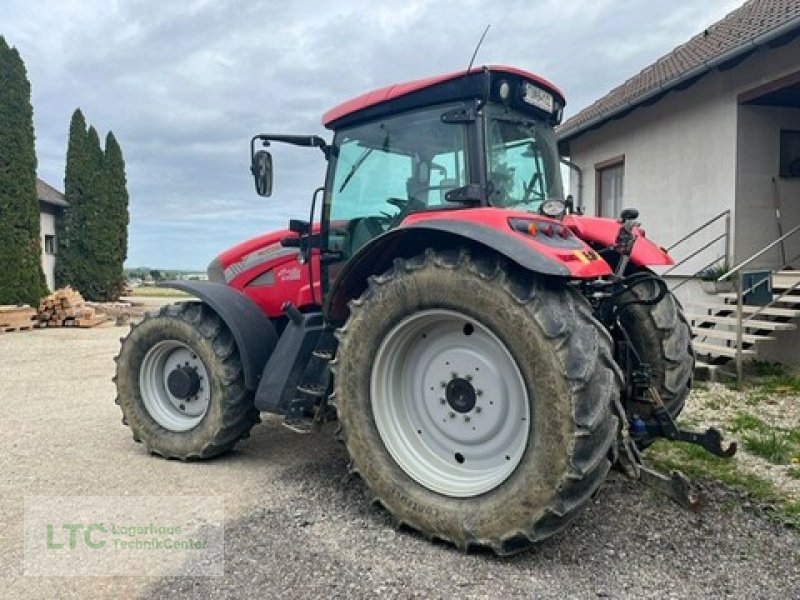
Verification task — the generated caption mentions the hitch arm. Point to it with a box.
[644,388,737,458]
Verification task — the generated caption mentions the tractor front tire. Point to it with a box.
[618,271,694,429]
[333,249,620,555]
[114,302,259,460]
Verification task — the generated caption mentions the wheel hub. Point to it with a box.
[167,365,201,399]
[139,340,210,432]
[371,309,530,498]
[445,377,476,413]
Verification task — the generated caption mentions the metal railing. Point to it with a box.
[716,222,800,387]
[662,210,731,290]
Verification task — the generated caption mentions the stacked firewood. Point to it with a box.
[36,287,107,328]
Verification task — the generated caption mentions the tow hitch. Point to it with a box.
[612,387,737,510]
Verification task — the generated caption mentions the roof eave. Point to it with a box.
[558,15,800,145]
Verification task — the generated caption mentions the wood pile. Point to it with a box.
[36,287,108,328]
[0,304,37,333]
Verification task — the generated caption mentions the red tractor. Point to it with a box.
[115,66,735,555]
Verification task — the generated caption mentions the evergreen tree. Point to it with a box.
[57,112,130,300]
[104,131,129,298]
[56,109,91,291]
[0,36,48,305]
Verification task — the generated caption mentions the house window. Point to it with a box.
[779,130,800,178]
[595,156,624,218]
[44,234,55,255]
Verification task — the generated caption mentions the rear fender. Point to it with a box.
[326,219,606,323]
[158,281,279,390]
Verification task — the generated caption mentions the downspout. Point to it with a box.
[560,157,583,213]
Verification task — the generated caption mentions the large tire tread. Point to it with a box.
[114,302,258,460]
[332,248,620,555]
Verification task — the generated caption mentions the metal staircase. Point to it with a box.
[665,217,800,386]
[688,269,800,372]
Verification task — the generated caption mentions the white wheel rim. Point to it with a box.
[370,309,530,498]
[140,340,210,432]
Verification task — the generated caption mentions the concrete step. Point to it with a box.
[689,303,800,318]
[691,327,774,343]
[693,359,728,382]
[773,271,800,290]
[718,292,800,305]
[685,313,797,331]
[692,340,757,358]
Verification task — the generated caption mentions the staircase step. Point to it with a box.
[690,304,800,318]
[718,292,800,305]
[690,327,774,343]
[773,271,800,290]
[692,341,756,358]
[686,313,797,331]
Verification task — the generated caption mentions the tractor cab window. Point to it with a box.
[327,104,468,260]
[485,106,563,211]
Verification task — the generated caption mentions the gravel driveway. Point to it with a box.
[1,320,798,599]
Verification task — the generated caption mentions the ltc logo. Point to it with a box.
[46,523,106,549]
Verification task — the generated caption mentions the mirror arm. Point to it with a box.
[252,134,331,161]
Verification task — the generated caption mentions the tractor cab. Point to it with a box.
[250,67,572,291]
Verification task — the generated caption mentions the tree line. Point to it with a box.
[0,35,129,305]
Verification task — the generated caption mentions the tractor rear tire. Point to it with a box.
[114,302,259,460]
[617,271,694,436]
[332,248,620,555]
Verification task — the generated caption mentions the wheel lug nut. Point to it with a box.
[464,416,471,423]
[440,382,447,388]
[451,372,458,379]
[475,406,482,413]
[465,374,472,381]
[439,398,446,405]
[179,404,185,411]
[449,412,455,419]
[476,389,483,397]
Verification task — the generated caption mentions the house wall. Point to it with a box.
[40,210,56,291]
[736,104,800,270]
[566,36,800,279]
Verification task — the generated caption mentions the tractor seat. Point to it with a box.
[349,216,386,256]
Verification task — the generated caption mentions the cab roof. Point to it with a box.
[321,65,565,130]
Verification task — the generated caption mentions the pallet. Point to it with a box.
[0,305,37,331]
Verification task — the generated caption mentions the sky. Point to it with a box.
[2,0,744,270]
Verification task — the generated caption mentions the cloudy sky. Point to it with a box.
[4,0,743,270]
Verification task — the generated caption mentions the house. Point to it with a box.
[37,178,67,291]
[558,0,800,369]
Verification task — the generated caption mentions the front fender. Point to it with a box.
[564,215,674,267]
[326,217,610,323]
[158,281,279,390]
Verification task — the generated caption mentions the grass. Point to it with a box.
[648,441,800,528]
[742,431,795,465]
[739,361,800,393]
[127,286,192,298]
[726,412,800,465]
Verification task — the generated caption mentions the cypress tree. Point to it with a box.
[56,109,91,291]
[0,36,48,305]
[104,131,129,299]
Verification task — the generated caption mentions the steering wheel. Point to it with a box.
[385,196,429,227]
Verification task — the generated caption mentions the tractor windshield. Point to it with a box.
[485,105,563,211]
[326,103,468,260]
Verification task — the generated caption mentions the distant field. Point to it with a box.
[128,286,192,298]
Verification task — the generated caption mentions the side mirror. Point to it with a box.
[251,150,273,197]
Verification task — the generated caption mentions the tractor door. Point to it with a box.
[321,103,470,289]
